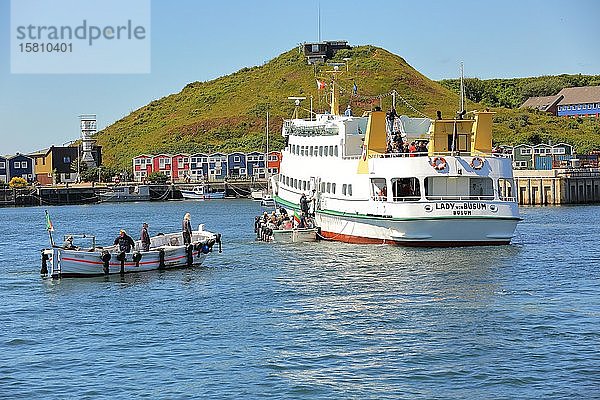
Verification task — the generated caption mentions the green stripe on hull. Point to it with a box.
[274,195,521,222]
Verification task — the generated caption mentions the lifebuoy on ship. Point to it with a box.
[470,156,484,169]
[431,156,447,170]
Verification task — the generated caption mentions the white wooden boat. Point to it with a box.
[40,226,222,278]
[180,185,225,200]
[98,185,151,202]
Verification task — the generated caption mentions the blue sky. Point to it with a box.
[0,0,598,155]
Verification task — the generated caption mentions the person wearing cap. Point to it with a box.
[114,229,135,253]
[140,222,150,252]
[182,212,192,245]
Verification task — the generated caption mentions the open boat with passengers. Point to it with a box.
[41,226,222,279]
[272,65,521,246]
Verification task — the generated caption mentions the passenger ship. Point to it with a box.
[272,78,520,246]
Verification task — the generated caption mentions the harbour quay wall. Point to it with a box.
[514,169,600,205]
[0,179,267,207]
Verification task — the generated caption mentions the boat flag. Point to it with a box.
[45,210,54,232]
[293,210,301,224]
[316,80,326,90]
[353,82,358,95]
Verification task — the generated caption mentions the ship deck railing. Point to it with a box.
[343,151,511,160]
[372,195,516,202]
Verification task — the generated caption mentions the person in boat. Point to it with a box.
[114,230,135,253]
[62,235,77,250]
[182,212,192,245]
[300,193,310,217]
[344,105,353,117]
[282,216,293,230]
[140,222,150,252]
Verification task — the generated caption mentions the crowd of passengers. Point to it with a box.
[385,108,429,155]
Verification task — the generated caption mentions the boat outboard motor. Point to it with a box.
[186,244,194,267]
[116,251,126,275]
[132,252,142,268]
[158,249,165,270]
[40,250,49,276]
[101,250,111,275]
[215,233,222,253]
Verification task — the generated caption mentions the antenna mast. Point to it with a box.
[317,3,321,42]
[459,62,465,113]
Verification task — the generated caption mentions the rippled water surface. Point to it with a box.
[0,201,599,399]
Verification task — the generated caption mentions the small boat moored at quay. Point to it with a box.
[180,185,225,200]
[98,185,151,202]
[41,226,222,279]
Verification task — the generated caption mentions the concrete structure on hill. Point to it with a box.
[303,40,350,64]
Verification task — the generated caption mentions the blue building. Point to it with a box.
[246,151,266,178]
[8,153,34,182]
[556,86,600,118]
[189,153,209,181]
[227,152,247,178]
[0,156,7,184]
[208,153,228,181]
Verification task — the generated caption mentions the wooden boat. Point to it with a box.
[180,185,225,200]
[98,185,151,202]
[40,227,222,279]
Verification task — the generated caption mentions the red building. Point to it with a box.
[132,154,153,182]
[152,154,173,180]
[171,153,191,182]
[267,151,282,175]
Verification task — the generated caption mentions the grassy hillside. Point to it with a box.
[96,46,600,170]
[96,46,470,169]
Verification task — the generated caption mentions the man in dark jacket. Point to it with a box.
[140,223,150,252]
[114,229,135,252]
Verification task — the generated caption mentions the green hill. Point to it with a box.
[96,46,600,170]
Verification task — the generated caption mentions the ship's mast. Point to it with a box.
[459,62,465,113]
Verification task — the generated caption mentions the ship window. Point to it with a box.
[334,146,338,157]
[310,146,314,156]
[330,146,334,156]
[321,182,325,192]
[348,184,352,196]
[326,182,331,193]
[332,183,336,194]
[324,146,329,156]
[371,178,387,201]
[498,178,515,200]
[302,181,307,191]
[319,146,323,156]
[391,178,421,201]
[342,184,347,195]
[424,176,494,200]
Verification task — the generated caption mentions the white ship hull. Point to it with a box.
[275,109,521,247]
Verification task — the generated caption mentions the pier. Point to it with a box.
[514,169,600,205]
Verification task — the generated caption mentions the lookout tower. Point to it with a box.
[79,114,97,168]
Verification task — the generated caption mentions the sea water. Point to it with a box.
[0,200,598,399]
